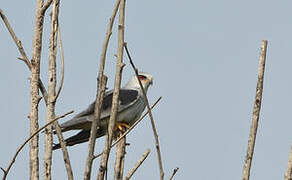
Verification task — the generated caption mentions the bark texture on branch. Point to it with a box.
[284,146,292,180]
[114,135,126,180]
[242,40,268,180]
[43,0,59,179]
[97,0,125,179]
[83,0,121,179]
[29,1,49,179]
[0,8,48,104]
[124,149,150,180]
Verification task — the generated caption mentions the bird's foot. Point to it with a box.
[116,122,130,132]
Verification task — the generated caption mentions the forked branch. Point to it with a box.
[0,8,48,104]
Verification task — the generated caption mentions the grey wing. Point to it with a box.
[99,89,140,119]
[59,101,96,132]
[59,89,140,132]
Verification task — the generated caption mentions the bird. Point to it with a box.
[52,72,153,150]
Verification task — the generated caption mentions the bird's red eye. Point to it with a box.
[138,75,147,80]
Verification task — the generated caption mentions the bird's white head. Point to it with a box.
[124,72,153,92]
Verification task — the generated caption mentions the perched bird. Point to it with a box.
[53,72,153,150]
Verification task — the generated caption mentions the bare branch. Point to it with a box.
[285,146,292,180]
[97,0,126,179]
[1,111,73,180]
[43,0,59,179]
[0,8,31,68]
[84,75,108,180]
[242,40,268,180]
[124,43,165,180]
[54,27,65,101]
[0,8,48,104]
[41,0,53,13]
[114,135,126,180]
[84,0,121,178]
[94,97,162,159]
[29,0,50,178]
[124,149,150,180]
[169,167,179,180]
[53,122,74,180]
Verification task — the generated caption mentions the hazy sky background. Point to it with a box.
[1,0,292,179]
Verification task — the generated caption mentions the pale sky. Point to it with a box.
[1,0,292,179]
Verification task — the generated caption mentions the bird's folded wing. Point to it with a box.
[59,89,140,131]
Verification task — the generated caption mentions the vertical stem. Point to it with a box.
[97,0,126,179]
[242,40,268,180]
[83,0,121,179]
[83,75,108,180]
[30,0,47,179]
[43,0,59,179]
[284,146,292,180]
[114,136,126,180]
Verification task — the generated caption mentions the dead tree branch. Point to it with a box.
[169,167,179,180]
[242,40,268,180]
[84,75,108,180]
[94,97,162,159]
[124,149,150,180]
[0,8,48,104]
[97,0,126,178]
[41,0,53,13]
[29,1,52,179]
[83,0,121,179]
[124,43,165,180]
[43,0,60,179]
[54,27,65,101]
[53,122,74,180]
[1,111,73,180]
[114,135,126,180]
[284,146,292,180]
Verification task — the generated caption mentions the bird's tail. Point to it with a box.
[53,128,106,150]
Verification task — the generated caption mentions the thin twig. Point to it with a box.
[169,167,179,180]
[83,0,121,179]
[284,146,292,180]
[242,40,268,180]
[94,97,162,159]
[53,122,74,180]
[54,26,65,102]
[124,43,165,180]
[97,0,126,179]
[124,149,150,180]
[1,111,73,180]
[0,8,48,104]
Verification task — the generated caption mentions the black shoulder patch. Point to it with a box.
[102,89,138,110]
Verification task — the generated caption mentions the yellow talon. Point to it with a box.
[117,122,130,131]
